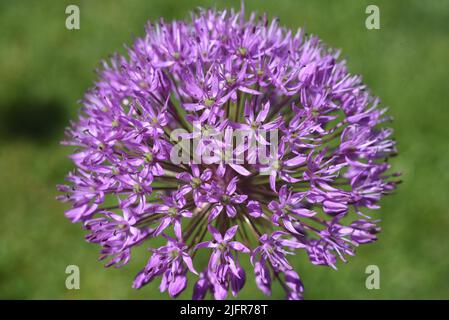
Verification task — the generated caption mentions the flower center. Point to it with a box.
[204,98,215,107]
[226,76,236,85]
[169,250,179,259]
[283,204,292,214]
[144,152,153,163]
[272,160,282,170]
[202,125,212,136]
[191,177,201,188]
[133,184,142,194]
[238,47,247,56]
[168,207,178,217]
[221,194,231,205]
[251,122,260,130]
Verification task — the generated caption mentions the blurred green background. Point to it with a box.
[1,0,448,299]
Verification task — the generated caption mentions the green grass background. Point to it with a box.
[1,0,448,299]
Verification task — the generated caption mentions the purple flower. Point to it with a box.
[192,271,210,300]
[234,101,282,145]
[254,261,271,295]
[195,225,250,299]
[268,185,315,234]
[59,6,398,299]
[252,232,304,273]
[285,270,304,300]
[207,177,248,221]
[176,164,212,205]
[247,200,263,218]
[152,194,192,239]
[84,208,150,268]
[197,225,250,270]
[261,141,308,192]
[133,237,197,298]
[348,219,381,244]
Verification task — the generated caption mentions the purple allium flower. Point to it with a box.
[58,6,398,299]
[195,225,249,299]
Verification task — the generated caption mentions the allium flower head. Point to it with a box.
[58,6,398,299]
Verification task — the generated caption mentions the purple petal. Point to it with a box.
[255,101,270,123]
[208,205,223,222]
[168,274,187,298]
[174,220,182,240]
[213,282,228,300]
[182,254,198,275]
[232,194,247,204]
[195,241,212,250]
[226,205,237,218]
[323,200,348,214]
[208,250,221,270]
[208,225,223,242]
[247,200,263,218]
[192,273,209,300]
[269,172,277,192]
[282,218,301,235]
[229,163,252,176]
[191,164,200,177]
[224,225,239,241]
[229,241,250,253]
[255,261,271,296]
[176,172,192,182]
[231,266,246,296]
[226,176,238,195]
[291,208,316,217]
[154,217,171,236]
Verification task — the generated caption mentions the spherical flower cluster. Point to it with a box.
[58,7,398,299]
